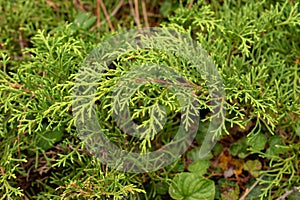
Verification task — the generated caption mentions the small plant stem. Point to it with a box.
[188,0,194,10]
[99,0,115,31]
[129,0,140,27]
[275,186,300,200]
[239,175,264,200]
[96,0,101,28]
[134,0,141,26]
[72,0,85,11]
[98,0,124,26]
[141,0,149,27]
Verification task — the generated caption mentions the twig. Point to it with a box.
[96,0,101,28]
[18,30,24,51]
[146,12,161,17]
[188,0,194,10]
[128,0,135,20]
[129,0,140,27]
[239,175,264,200]
[0,167,4,176]
[110,0,124,18]
[275,186,300,200]
[6,81,33,95]
[99,0,115,31]
[134,0,141,26]
[141,0,149,27]
[73,0,85,11]
[46,0,59,9]
[98,0,124,26]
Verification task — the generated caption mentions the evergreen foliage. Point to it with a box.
[0,0,299,199]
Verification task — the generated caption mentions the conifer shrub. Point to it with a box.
[0,0,299,199]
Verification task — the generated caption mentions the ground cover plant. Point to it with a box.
[0,0,299,199]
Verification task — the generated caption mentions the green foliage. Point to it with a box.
[0,0,299,199]
[169,172,215,200]
[218,179,240,200]
[244,160,262,178]
[187,160,210,175]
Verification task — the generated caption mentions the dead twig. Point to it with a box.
[0,167,4,176]
[110,0,124,19]
[73,0,85,11]
[96,0,124,28]
[141,0,149,27]
[275,186,300,200]
[46,0,60,9]
[146,12,162,17]
[99,0,115,31]
[96,0,101,28]
[129,0,140,27]
[239,175,264,200]
[18,30,24,51]
[6,82,33,96]
[134,0,141,26]
[188,0,194,10]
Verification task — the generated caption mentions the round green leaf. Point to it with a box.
[188,160,210,175]
[249,133,267,151]
[169,173,215,200]
[230,137,248,157]
[244,160,262,178]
